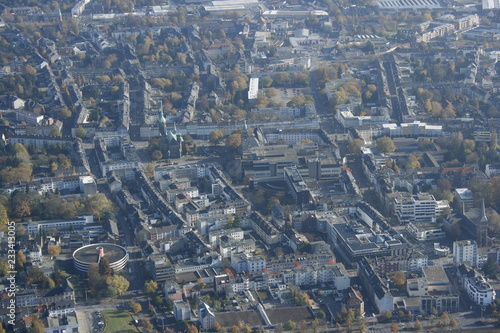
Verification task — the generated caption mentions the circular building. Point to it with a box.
[73,243,128,273]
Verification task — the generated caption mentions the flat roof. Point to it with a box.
[73,243,127,264]
[422,266,448,283]
[248,77,259,100]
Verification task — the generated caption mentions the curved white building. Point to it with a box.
[73,243,128,273]
[465,274,496,306]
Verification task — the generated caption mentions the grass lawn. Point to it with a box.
[102,310,140,333]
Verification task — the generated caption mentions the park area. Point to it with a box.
[102,310,139,333]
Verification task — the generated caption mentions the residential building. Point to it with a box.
[198,303,216,330]
[465,274,496,306]
[174,300,192,321]
[453,240,478,267]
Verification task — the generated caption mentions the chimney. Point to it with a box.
[96,246,104,258]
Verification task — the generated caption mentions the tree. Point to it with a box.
[377,136,396,153]
[231,325,240,333]
[151,150,163,160]
[197,278,206,289]
[414,319,423,331]
[393,271,406,288]
[226,133,242,149]
[348,139,365,155]
[380,310,392,322]
[0,260,8,277]
[32,317,45,333]
[265,88,278,98]
[209,129,224,145]
[144,280,158,295]
[81,193,113,222]
[317,310,326,320]
[98,258,112,277]
[449,318,458,328]
[42,277,56,289]
[283,320,295,331]
[0,204,8,225]
[59,108,72,120]
[24,64,37,75]
[214,322,225,333]
[48,245,61,258]
[187,325,199,333]
[50,125,62,137]
[145,163,155,178]
[262,76,273,87]
[390,323,400,332]
[0,323,6,333]
[405,156,421,169]
[142,318,153,331]
[483,256,498,278]
[16,251,26,270]
[107,275,130,295]
[129,300,142,314]
[76,126,87,139]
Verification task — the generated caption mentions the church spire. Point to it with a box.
[480,199,488,223]
[159,109,167,137]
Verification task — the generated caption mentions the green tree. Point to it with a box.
[209,129,224,145]
[107,275,130,295]
[50,125,62,137]
[483,256,498,278]
[0,260,8,277]
[317,310,326,320]
[262,76,273,87]
[76,126,87,139]
[144,280,158,295]
[59,108,72,120]
[42,277,56,289]
[376,136,396,153]
[0,204,8,225]
[348,139,365,155]
[82,193,113,222]
[283,320,296,331]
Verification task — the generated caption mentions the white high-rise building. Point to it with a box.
[453,240,478,267]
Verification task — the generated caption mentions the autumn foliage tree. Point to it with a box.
[129,300,142,314]
[393,271,407,288]
[48,245,61,258]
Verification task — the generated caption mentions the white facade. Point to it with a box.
[174,300,191,321]
[453,240,478,267]
[394,193,438,223]
[465,275,496,306]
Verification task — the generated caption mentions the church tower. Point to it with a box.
[477,199,488,247]
[158,109,167,137]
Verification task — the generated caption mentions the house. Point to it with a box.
[198,303,216,330]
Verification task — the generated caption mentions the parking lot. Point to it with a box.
[93,311,104,333]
